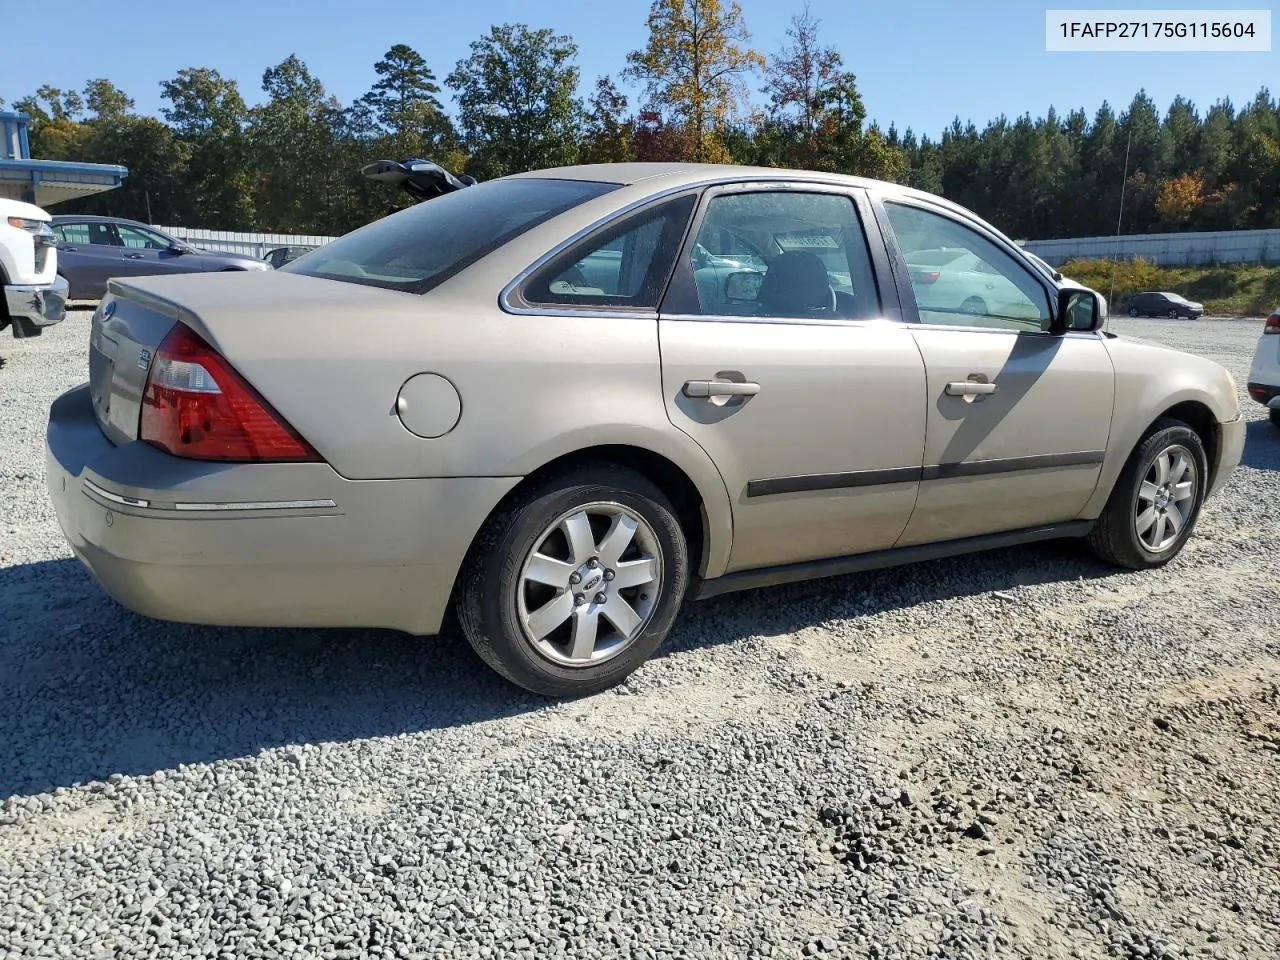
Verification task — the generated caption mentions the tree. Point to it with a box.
[447,23,583,178]
[582,76,636,164]
[625,0,765,161]
[249,55,339,233]
[83,80,134,122]
[360,44,444,127]
[762,5,843,163]
[160,68,255,228]
[1155,171,1204,226]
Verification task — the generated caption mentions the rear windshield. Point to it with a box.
[283,178,618,293]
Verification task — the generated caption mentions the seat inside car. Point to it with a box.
[757,251,837,316]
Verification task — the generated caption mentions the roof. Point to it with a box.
[506,162,991,235]
[50,214,153,227]
[0,158,128,207]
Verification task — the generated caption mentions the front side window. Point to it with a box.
[284,178,618,293]
[522,194,696,309]
[687,191,881,320]
[116,225,171,250]
[884,202,1052,332]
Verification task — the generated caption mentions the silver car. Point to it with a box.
[45,163,1247,696]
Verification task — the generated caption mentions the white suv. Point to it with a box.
[1247,308,1280,427]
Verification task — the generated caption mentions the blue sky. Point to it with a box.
[0,0,1275,138]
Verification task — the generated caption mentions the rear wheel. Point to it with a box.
[1270,408,1280,428]
[1167,308,1179,319]
[1128,307,1140,317]
[961,296,987,315]
[1086,420,1207,569]
[457,465,689,697]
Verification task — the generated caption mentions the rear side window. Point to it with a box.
[284,178,618,294]
[520,194,697,310]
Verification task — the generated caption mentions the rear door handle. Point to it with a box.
[945,380,998,397]
[124,253,145,260]
[683,379,762,399]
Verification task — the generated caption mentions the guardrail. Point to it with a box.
[1022,228,1280,267]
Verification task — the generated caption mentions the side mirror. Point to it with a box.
[1057,287,1102,333]
[724,270,763,302]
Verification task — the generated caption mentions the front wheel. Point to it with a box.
[1086,420,1207,570]
[1128,307,1140,317]
[457,465,689,697]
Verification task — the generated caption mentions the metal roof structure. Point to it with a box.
[0,111,128,207]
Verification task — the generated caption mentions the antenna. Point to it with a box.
[1106,126,1133,332]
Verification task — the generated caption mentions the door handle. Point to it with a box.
[683,379,762,399]
[945,380,998,397]
[124,253,145,259]
[61,246,78,252]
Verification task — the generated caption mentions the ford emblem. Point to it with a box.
[102,300,116,320]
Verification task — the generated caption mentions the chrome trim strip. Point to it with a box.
[171,499,337,512]
[83,478,150,508]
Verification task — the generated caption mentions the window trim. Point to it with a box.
[659,180,901,326]
[500,186,703,319]
[512,192,699,315]
[869,193,1061,336]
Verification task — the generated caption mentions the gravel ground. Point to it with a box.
[2,309,1278,960]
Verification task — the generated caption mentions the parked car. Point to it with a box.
[1246,307,1280,427]
[45,163,1245,698]
[1,196,67,342]
[264,245,317,269]
[51,216,271,300]
[1127,291,1204,319]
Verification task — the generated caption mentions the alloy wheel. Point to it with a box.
[516,502,663,667]
[1135,444,1198,552]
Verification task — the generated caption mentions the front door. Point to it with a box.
[111,224,196,280]
[658,184,927,573]
[876,198,1115,545]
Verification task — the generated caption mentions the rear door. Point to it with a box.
[53,221,121,298]
[658,182,927,573]
[873,195,1114,546]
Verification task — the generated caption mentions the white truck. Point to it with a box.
[1,196,68,341]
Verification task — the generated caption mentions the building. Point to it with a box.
[0,111,128,207]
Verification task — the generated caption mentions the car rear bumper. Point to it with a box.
[1247,382,1279,405]
[45,384,518,635]
[4,274,68,334]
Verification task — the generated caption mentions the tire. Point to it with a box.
[1128,307,1139,317]
[457,464,690,697]
[961,296,987,315]
[1168,309,1179,319]
[1270,408,1280,428]
[1086,419,1208,570]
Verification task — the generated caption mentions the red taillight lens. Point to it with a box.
[140,324,320,462]
[1264,312,1280,334]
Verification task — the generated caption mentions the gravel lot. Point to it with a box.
[2,308,1278,960]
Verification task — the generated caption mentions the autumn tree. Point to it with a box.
[762,5,843,166]
[447,24,583,179]
[1155,171,1204,226]
[625,0,765,161]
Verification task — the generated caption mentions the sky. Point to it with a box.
[0,0,1275,139]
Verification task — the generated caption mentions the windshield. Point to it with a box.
[283,178,618,293]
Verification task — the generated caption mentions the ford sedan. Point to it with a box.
[45,163,1246,696]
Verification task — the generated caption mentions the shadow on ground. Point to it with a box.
[1241,418,1280,471]
[1,538,1117,798]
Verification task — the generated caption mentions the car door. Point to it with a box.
[52,221,121,299]
[873,196,1114,546]
[658,183,927,573]
[112,223,199,279]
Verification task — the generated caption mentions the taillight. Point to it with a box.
[912,270,940,285]
[140,323,320,462]
[1264,312,1280,334]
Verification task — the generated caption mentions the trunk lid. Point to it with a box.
[88,270,418,447]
